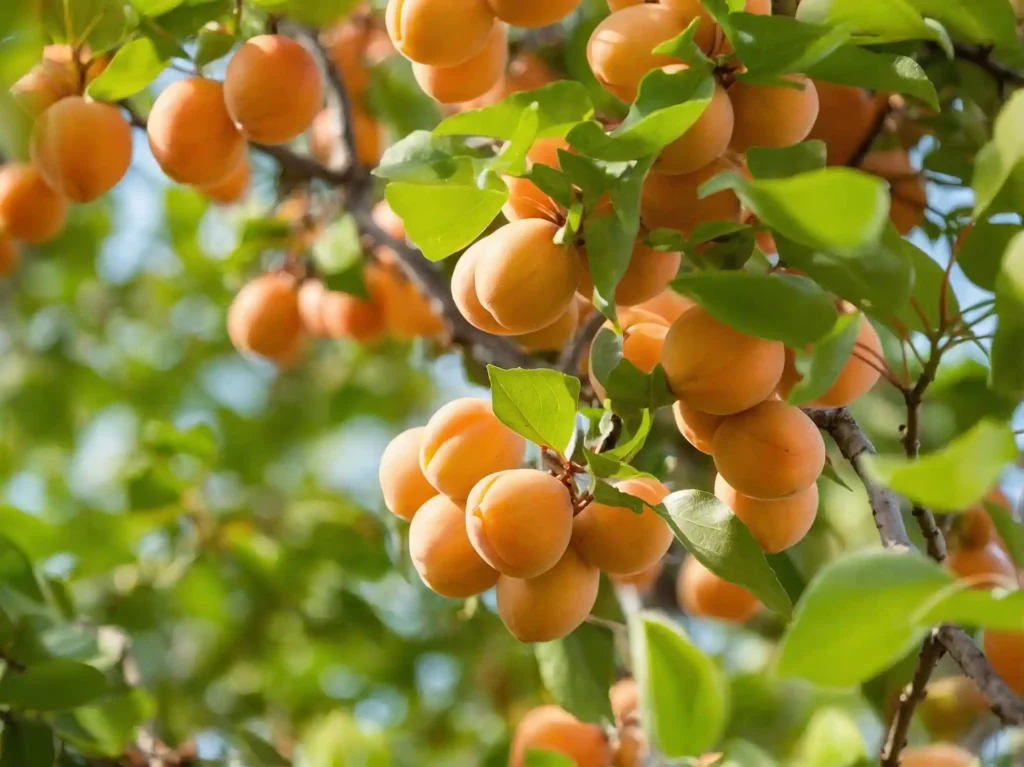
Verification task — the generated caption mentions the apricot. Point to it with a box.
[366,263,445,339]
[11,59,78,117]
[661,305,785,415]
[517,299,580,352]
[509,706,611,767]
[610,678,639,725]
[806,82,881,166]
[655,73,734,176]
[589,320,669,401]
[420,398,527,500]
[613,727,646,767]
[225,35,323,145]
[507,52,557,92]
[982,630,1024,695]
[30,96,132,203]
[196,152,251,205]
[715,474,818,553]
[899,744,980,767]
[503,137,569,223]
[386,0,496,68]
[636,290,695,324]
[409,494,500,597]
[487,0,581,27]
[0,235,18,277]
[413,21,506,104]
[373,200,406,241]
[727,75,819,153]
[379,427,440,522]
[956,490,1011,550]
[573,477,673,575]
[608,0,643,9]
[321,18,372,97]
[858,149,928,235]
[946,542,1017,589]
[148,78,245,186]
[919,676,987,742]
[672,401,723,455]
[712,400,826,499]
[677,556,760,623]
[0,163,66,244]
[578,242,681,307]
[640,158,742,237]
[297,280,328,337]
[227,272,304,360]
[652,0,719,55]
[321,289,387,343]
[452,219,580,335]
[779,315,883,407]
[267,330,307,369]
[611,559,663,591]
[311,107,384,168]
[496,545,600,641]
[587,5,689,103]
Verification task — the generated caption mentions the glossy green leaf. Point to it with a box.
[374,132,489,184]
[0,535,44,603]
[660,491,792,616]
[487,366,581,455]
[804,47,938,109]
[796,0,938,43]
[585,452,653,481]
[74,690,156,757]
[718,740,779,767]
[726,14,850,75]
[0,720,55,767]
[746,142,827,180]
[194,28,236,68]
[974,91,1024,218]
[0,660,108,711]
[592,480,652,515]
[41,0,127,52]
[904,0,1018,47]
[992,230,1024,397]
[651,18,715,68]
[797,708,869,767]
[434,82,593,140]
[589,329,675,411]
[489,106,540,177]
[957,222,1020,292]
[864,420,1017,512]
[535,623,614,723]
[787,313,862,406]
[985,500,1024,568]
[130,0,184,14]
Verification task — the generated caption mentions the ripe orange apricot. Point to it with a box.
[982,630,1024,695]
[573,477,674,575]
[636,290,695,324]
[497,545,600,642]
[466,468,573,578]
[0,163,66,244]
[413,21,507,104]
[899,744,981,767]
[366,262,445,340]
[321,18,372,97]
[727,75,819,152]
[379,427,440,521]
[297,280,328,337]
[353,108,384,167]
[612,559,663,591]
[373,200,406,240]
[956,489,1012,550]
[858,149,928,235]
[516,299,580,352]
[610,678,639,725]
[661,305,785,415]
[614,727,646,767]
[196,152,251,205]
[672,401,724,455]
[386,0,496,68]
[11,59,78,117]
[509,706,611,767]
[589,319,669,401]
[148,78,245,186]
[507,51,557,92]
[712,400,826,499]
[0,235,19,277]
[640,158,742,237]
[655,72,734,176]
[321,289,387,344]
[452,219,580,335]
[419,398,527,500]
[225,35,324,145]
[227,272,304,360]
[578,243,681,307]
[715,474,818,553]
[487,0,582,27]
[946,542,1018,589]
[503,137,569,223]
[30,96,133,203]
[677,556,760,623]
[587,5,688,103]
[656,0,720,55]
[806,82,882,166]
[409,494,500,597]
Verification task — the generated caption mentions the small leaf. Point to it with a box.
[489,106,540,177]
[434,82,593,140]
[535,623,614,723]
[820,460,853,492]
[592,480,652,515]
[131,0,183,14]
[525,750,576,767]
[585,451,654,482]
[527,164,575,210]
[864,420,1017,512]
[487,367,581,454]
[725,14,851,76]
[986,500,1024,569]
[0,720,55,767]
[194,28,236,68]
[973,90,1024,218]
[796,0,939,44]
[0,660,108,711]
[804,47,939,110]
[956,221,1021,292]
[589,330,675,411]
[236,730,291,767]
[651,18,715,68]
[745,142,827,180]
[992,230,1024,398]
[142,421,218,463]
[312,216,367,297]
[0,535,44,602]
[126,463,182,511]
[85,35,173,101]
[787,313,862,406]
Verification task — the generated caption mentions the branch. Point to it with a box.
[559,310,605,374]
[950,43,1024,87]
[880,631,945,766]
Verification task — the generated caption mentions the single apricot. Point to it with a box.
[613,727,647,767]
[640,158,742,237]
[0,235,19,277]
[672,401,724,455]
[712,400,826,499]
[148,78,246,186]
[321,18,372,97]
[654,0,719,55]
[503,137,569,223]
[320,289,387,343]
[677,556,760,623]
[227,272,304,360]
[611,559,664,591]
[957,489,1011,550]
[509,706,611,767]
[661,305,784,415]
[266,328,307,369]
[497,545,600,642]
[587,5,689,103]
[578,243,681,307]
[0,163,67,244]
[715,474,818,553]
[610,678,639,725]
[814,315,883,407]
[453,219,580,335]
[589,320,668,401]
[30,96,132,203]
[386,0,496,68]
[366,262,445,339]
[899,744,981,767]
[297,280,329,337]
[196,152,251,205]
[11,59,79,117]
[982,630,1024,695]
[573,477,674,575]
[225,35,324,145]
[487,0,581,27]
[379,427,440,522]
[919,676,988,742]
[655,72,734,176]
[727,75,820,152]
[858,149,927,235]
[409,494,500,597]
[507,51,558,92]
[806,82,882,166]
[466,468,573,578]
[373,200,406,241]
[413,21,507,104]
[945,542,1018,589]
[516,299,580,352]
[636,290,695,324]
[420,398,527,500]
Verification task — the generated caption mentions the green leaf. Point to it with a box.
[194,28,236,68]
[986,500,1024,569]
[312,216,367,298]
[797,708,869,767]
[592,480,653,515]
[887,239,960,335]
[150,0,231,37]
[527,164,575,210]
[974,91,1024,218]
[821,460,853,492]
[0,535,44,603]
[745,142,827,180]
[126,462,182,511]
[904,0,1018,47]
[787,313,862,406]
[660,491,792,617]
[0,720,55,767]
[992,230,1024,397]
[41,0,128,52]
[487,367,581,455]
[589,330,675,411]
[957,222,1020,292]
[0,661,108,711]
[864,420,1017,512]
[489,106,540,176]
[651,18,715,68]
[672,271,839,346]
[385,172,507,261]
[525,751,575,767]
[630,612,727,758]
[534,623,614,723]
[804,46,939,110]
[130,0,184,15]
[142,421,218,463]
[702,168,889,254]
[434,82,593,140]
[604,409,653,463]
[74,690,156,757]
[237,730,290,767]
[796,0,938,44]
[717,740,779,767]
[585,452,655,482]
[726,14,851,76]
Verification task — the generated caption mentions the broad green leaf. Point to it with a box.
[41,0,128,52]
[992,230,1024,397]
[805,46,939,110]
[142,421,218,463]
[87,36,173,101]
[589,329,675,411]
[525,751,575,767]
[236,731,290,767]
[74,690,156,757]
[651,18,715,68]
[585,451,655,482]
[718,740,779,767]
[672,271,839,346]
[726,14,850,76]
[0,535,44,602]
[701,169,889,254]
[887,240,960,335]
[660,491,792,616]
[527,164,575,210]
[957,222,1020,292]
[487,367,581,455]
[974,91,1024,218]
[985,500,1024,568]
[0,720,55,767]
[746,142,827,180]
[797,708,868,767]
[150,0,231,38]
[312,216,367,297]
[864,420,1017,512]
[374,132,490,184]
[194,28,236,68]
[131,0,184,14]
[631,612,727,758]
[434,82,593,140]
[592,480,652,515]
[787,313,862,406]
[535,623,614,723]
[489,106,540,176]
[0,660,108,711]
[904,0,1018,47]
[126,462,182,511]
[796,0,938,43]
[604,409,653,464]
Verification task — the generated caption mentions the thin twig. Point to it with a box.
[848,98,892,168]
[880,631,946,766]
[559,310,605,374]
[950,43,1024,87]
